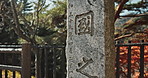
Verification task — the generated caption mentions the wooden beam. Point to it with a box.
[0,64,21,71]
[21,43,31,78]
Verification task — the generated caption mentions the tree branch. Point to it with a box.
[120,12,148,17]
[114,33,135,41]
[11,0,32,43]
[115,0,129,21]
[20,15,34,34]
[0,1,4,13]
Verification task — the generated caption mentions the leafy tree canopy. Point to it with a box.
[0,0,147,44]
[0,0,67,45]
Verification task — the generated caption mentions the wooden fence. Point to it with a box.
[0,44,66,78]
[115,41,148,78]
[0,43,31,78]
[0,42,147,78]
[34,45,66,78]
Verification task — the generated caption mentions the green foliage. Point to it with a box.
[47,0,67,27]
[0,27,18,44]
[22,0,33,12]
[38,0,67,44]
[0,0,18,43]
[0,0,67,44]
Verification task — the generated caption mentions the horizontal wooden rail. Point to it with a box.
[0,64,21,71]
[37,45,65,48]
[0,44,22,48]
[0,51,21,54]
[115,42,148,46]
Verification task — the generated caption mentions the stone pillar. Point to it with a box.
[66,0,115,78]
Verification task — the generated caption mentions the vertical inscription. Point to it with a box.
[87,0,97,6]
[76,57,98,78]
[75,11,94,36]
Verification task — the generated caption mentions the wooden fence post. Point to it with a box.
[0,54,3,78]
[35,47,42,78]
[140,42,144,78]
[21,43,31,78]
[61,47,66,78]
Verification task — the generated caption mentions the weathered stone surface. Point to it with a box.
[66,0,115,78]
